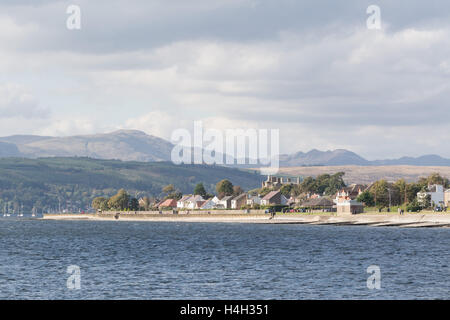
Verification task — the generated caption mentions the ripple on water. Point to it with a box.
[0,220,449,299]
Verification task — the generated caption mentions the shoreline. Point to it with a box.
[41,212,450,228]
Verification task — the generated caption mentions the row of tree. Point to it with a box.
[92,189,139,211]
[356,173,449,210]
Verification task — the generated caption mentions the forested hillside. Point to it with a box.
[0,157,263,213]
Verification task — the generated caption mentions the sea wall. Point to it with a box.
[101,209,267,215]
[41,212,450,228]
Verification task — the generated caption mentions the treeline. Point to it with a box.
[357,173,449,210]
[92,189,140,211]
[252,172,346,198]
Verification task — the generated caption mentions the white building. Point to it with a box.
[417,185,445,208]
[177,195,192,209]
[210,196,220,205]
[200,199,216,210]
[184,195,205,209]
[247,195,262,207]
[177,195,204,209]
[231,193,247,209]
[217,196,233,209]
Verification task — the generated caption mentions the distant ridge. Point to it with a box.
[370,154,450,166]
[280,149,450,167]
[0,130,449,166]
[0,130,174,162]
[279,149,368,166]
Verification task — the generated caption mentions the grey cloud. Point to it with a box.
[0,0,449,158]
[4,0,450,54]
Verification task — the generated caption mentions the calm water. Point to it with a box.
[0,218,449,299]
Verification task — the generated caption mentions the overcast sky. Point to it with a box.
[0,0,449,159]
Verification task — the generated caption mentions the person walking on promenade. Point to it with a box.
[269,209,276,220]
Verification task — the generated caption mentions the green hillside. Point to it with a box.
[0,157,263,213]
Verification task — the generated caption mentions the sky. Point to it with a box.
[0,0,449,160]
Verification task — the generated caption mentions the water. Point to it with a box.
[0,218,449,299]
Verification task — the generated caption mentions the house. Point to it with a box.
[138,198,147,209]
[445,189,450,207]
[262,175,301,188]
[247,195,262,207]
[231,193,247,209]
[417,185,445,208]
[261,190,288,206]
[301,197,335,212]
[200,199,217,210]
[333,184,365,213]
[196,200,206,208]
[210,196,220,205]
[177,195,192,209]
[335,184,366,202]
[154,199,164,208]
[217,196,233,209]
[158,198,177,209]
[336,200,364,215]
[184,195,205,209]
[199,196,222,210]
[286,196,302,207]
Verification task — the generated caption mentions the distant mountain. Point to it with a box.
[280,149,450,167]
[0,130,449,166]
[0,130,174,162]
[279,149,369,166]
[370,154,450,166]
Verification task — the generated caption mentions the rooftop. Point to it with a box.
[262,190,280,200]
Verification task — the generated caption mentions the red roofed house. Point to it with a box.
[158,199,177,209]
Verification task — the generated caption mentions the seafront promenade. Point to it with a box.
[42,211,450,228]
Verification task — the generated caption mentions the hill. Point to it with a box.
[370,155,450,166]
[279,149,450,166]
[279,149,369,166]
[276,165,450,185]
[0,130,173,161]
[0,130,449,166]
[1,130,450,166]
[0,157,263,213]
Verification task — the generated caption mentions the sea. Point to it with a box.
[0,217,449,299]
